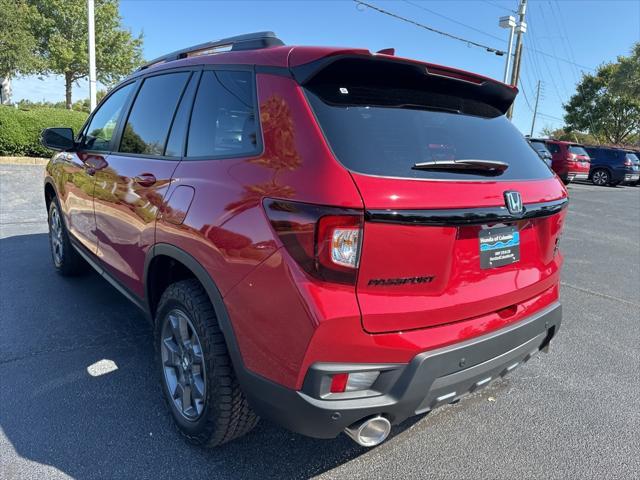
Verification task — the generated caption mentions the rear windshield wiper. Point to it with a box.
[413,159,509,175]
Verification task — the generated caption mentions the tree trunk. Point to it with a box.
[65,72,73,110]
[0,76,11,105]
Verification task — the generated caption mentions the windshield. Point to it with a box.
[569,145,589,157]
[626,153,639,164]
[306,91,553,181]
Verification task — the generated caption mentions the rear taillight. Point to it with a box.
[263,199,363,285]
[624,158,633,167]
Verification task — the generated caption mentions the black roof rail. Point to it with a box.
[137,31,284,71]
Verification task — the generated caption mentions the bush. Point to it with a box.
[0,106,88,157]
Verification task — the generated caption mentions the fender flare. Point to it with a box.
[143,243,248,375]
[43,177,57,204]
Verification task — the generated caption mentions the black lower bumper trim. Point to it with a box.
[238,302,562,439]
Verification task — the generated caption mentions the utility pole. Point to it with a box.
[506,0,527,119]
[87,0,97,112]
[499,15,517,83]
[530,80,541,136]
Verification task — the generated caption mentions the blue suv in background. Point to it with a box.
[583,146,640,186]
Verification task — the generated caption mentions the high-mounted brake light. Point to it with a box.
[263,199,363,285]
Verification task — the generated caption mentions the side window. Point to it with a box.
[186,70,258,158]
[81,83,134,151]
[164,73,200,157]
[119,72,191,155]
[547,143,559,154]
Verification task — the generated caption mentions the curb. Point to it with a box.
[0,157,49,166]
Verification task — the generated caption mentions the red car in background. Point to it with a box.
[40,32,567,448]
[543,140,591,184]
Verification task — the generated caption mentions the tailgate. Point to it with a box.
[299,53,568,332]
[353,175,567,333]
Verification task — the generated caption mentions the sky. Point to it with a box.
[11,0,640,137]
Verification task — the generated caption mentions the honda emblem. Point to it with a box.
[504,191,523,215]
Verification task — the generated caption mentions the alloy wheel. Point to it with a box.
[161,309,206,420]
[592,170,608,186]
[49,206,64,265]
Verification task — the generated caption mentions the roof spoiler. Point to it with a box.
[292,54,517,116]
[137,31,284,71]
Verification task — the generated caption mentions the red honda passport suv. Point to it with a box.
[41,32,567,448]
[543,139,591,184]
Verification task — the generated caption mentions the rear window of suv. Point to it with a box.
[530,140,550,155]
[303,58,552,181]
[306,91,553,181]
[568,145,589,157]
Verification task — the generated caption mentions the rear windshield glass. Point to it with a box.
[530,140,550,154]
[305,91,553,181]
[626,153,639,163]
[568,145,589,156]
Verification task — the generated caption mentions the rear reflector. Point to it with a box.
[330,373,349,393]
[330,371,381,393]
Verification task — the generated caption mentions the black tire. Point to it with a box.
[591,168,610,186]
[155,279,258,447]
[47,198,86,276]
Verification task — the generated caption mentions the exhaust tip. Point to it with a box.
[344,415,391,447]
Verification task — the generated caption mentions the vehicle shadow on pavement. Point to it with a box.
[0,233,419,479]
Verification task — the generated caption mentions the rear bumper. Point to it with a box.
[623,173,640,183]
[240,302,562,439]
[567,172,589,181]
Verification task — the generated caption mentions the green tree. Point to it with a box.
[564,50,640,145]
[28,0,143,109]
[0,0,44,103]
[611,42,640,99]
[540,126,598,145]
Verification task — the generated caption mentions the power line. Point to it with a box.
[355,0,596,71]
[528,48,595,71]
[402,0,505,42]
[537,3,571,95]
[353,0,507,56]
[481,0,517,14]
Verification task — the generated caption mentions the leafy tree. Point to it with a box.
[28,0,143,109]
[564,50,640,145]
[0,0,44,103]
[17,90,106,112]
[540,126,598,145]
[611,42,640,99]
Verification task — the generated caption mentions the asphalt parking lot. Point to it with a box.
[1,164,639,479]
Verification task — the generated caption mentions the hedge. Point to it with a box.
[0,106,88,157]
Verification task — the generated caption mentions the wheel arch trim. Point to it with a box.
[144,243,248,374]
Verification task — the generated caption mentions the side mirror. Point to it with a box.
[41,127,75,151]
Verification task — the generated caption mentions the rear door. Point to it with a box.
[93,70,197,296]
[302,57,567,333]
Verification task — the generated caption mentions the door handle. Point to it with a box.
[134,173,156,187]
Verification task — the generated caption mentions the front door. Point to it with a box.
[93,71,196,296]
[61,83,135,253]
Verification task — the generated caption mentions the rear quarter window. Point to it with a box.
[186,70,259,158]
